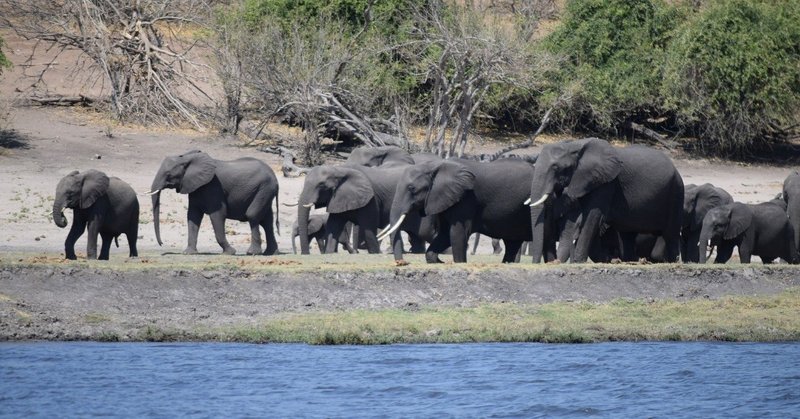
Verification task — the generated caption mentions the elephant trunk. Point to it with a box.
[52,197,68,228]
[529,205,546,263]
[698,229,713,264]
[151,173,165,246]
[788,199,800,261]
[529,169,554,263]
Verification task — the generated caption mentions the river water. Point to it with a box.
[2,342,799,417]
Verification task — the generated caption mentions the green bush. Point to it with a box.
[662,0,800,155]
[0,37,11,74]
[544,0,686,132]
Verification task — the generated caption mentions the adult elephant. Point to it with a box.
[295,164,436,258]
[147,150,279,255]
[53,169,139,260]
[699,201,796,264]
[783,171,800,258]
[346,145,414,167]
[681,183,734,263]
[290,214,355,254]
[381,158,534,263]
[528,138,684,263]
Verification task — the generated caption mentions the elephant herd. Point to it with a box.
[53,140,800,265]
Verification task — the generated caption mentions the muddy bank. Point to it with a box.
[1,264,799,341]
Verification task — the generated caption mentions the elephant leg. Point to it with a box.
[426,230,450,263]
[85,215,103,260]
[573,208,603,263]
[208,211,235,255]
[315,236,326,253]
[503,240,523,264]
[324,217,347,254]
[246,220,263,255]
[185,206,204,254]
[683,230,701,263]
[738,244,752,264]
[491,239,503,255]
[99,233,113,260]
[260,212,279,256]
[470,233,480,255]
[127,222,138,258]
[714,243,734,263]
[449,221,471,263]
[64,216,86,260]
[619,232,638,262]
[408,234,426,254]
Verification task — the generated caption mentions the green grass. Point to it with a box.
[142,290,800,344]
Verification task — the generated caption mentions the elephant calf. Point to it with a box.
[53,169,139,260]
[291,214,356,254]
[699,201,797,264]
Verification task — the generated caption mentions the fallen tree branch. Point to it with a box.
[27,95,94,107]
[629,122,676,150]
[488,104,555,160]
[258,146,310,178]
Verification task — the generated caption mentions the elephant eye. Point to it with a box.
[407,185,416,193]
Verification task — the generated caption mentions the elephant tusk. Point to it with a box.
[377,214,406,241]
[139,189,161,196]
[523,197,531,206]
[283,202,299,207]
[302,203,315,208]
[528,193,549,207]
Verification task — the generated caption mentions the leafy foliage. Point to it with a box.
[0,36,11,74]
[662,0,800,155]
[543,0,686,132]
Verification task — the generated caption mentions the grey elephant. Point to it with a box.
[699,200,797,264]
[295,164,437,258]
[681,183,734,263]
[290,214,356,254]
[382,158,534,263]
[53,169,139,260]
[783,172,800,258]
[528,138,684,263]
[346,145,415,167]
[147,150,280,255]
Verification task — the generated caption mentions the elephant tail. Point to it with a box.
[114,236,119,248]
[275,192,281,236]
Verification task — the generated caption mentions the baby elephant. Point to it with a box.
[291,214,356,254]
[699,201,797,264]
[53,170,139,260]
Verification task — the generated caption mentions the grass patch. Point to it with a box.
[199,290,800,344]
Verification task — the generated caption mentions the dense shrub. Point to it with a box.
[0,37,11,74]
[543,0,685,132]
[662,0,800,155]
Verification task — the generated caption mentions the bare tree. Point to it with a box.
[0,0,213,127]
[408,0,552,158]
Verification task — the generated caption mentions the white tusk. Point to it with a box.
[523,197,531,206]
[139,189,161,196]
[377,214,406,241]
[528,193,549,207]
[302,203,314,208]
[283,202,299,207]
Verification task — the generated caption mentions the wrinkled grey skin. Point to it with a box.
[151,150,279,255]
[387,158,534,263]
[529,138,684,263]
[681,183,734,263]
[291,214,355,254]
[53,170,139,260]
[699,201,797,264]
[783,171,800,260]
[296,164,436,258]
[346,146,415,168]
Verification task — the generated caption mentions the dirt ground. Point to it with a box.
[1,30,799,341]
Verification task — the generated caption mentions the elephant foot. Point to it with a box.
[222,246,237,255]
[263,245,278,256]
[183,247,198,255]
[65,254,77,261]
[425,251,444,264]
[246,245,262,255]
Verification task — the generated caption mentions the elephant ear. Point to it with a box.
[725,203,753,240]
[695,184,730,226]
[424,161,475,215]
[567,139,622,200]
[328,168,375,214]
[180,152,217,194]
[80,169,110,209]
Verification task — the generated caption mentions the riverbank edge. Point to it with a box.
[2,263,800,343]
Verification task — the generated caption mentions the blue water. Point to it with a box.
[1,342,799,418]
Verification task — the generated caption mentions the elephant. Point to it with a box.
[699,201,797,264]
[382,158,534,263]
[53,169,139,260]
[783,172,800,258]
[147,150,280,255]
[295,164,437,259]
[470,233,503,255]
[528,138,684,263]
[345,145,415,167]
[681,183,734,263]
[290,214,355,254]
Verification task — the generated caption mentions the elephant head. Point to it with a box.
[380,160,474,240]
[698,203,752,263]
[53,170,110,228]
[783,171,800,257]
[148,150,217,246]
[296,166,374,254]
[528,138,622,262]
[682,183,733,262]
[345,146,414,167]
